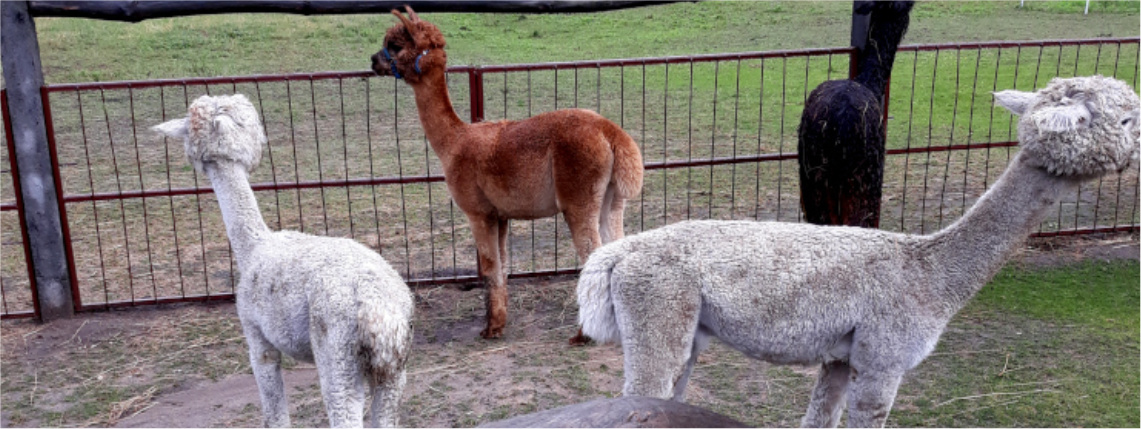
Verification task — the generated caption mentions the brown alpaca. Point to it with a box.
[370,7,644,340]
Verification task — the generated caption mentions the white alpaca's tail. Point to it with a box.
[356,283,413,385]
[577,243,627,344]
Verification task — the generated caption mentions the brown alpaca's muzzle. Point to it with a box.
[371,51,394,77]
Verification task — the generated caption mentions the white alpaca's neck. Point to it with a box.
[929,153,1079,309]
[204,161,270,269]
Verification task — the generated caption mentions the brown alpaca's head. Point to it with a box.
[370,6,447,85]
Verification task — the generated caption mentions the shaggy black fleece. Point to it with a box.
[798,1,914,228]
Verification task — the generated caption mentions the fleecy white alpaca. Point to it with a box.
[576,75,1139,428]
[153,94,415,428]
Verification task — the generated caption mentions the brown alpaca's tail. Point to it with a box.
[607,124,644,199]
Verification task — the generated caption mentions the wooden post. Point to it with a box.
[1,0,75,321]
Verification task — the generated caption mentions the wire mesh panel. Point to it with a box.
[8,37,1138,312]
[44,70,476,309]
[884,39,1141,236]
[478,48,856,274]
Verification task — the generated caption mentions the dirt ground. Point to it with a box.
[1,234,1137,428]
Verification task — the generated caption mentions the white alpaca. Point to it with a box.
[577,75,1140,428]
[153,95,414,428]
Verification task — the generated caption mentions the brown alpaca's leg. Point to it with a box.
[563,207,603,263]
[471,216,507,339]
[563,206,603,346]
[606,195,627,242]
[497,218,510,285]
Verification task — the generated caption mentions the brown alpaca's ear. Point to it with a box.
[392,9,418,38]
[405,5,420,22]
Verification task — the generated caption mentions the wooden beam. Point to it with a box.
[1,0,75,321]
[28,1,688,22]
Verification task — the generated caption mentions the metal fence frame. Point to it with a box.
[2,37,1138,319]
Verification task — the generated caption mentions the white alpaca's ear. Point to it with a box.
[993,89,1036,116]
[1123,108,1139,135]
[1030,103,1092,133]
[152,118,189,140]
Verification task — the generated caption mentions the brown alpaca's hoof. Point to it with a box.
[480,326,503,339]
[568,329,592,346]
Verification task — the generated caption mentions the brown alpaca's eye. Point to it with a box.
[387,41,402,54]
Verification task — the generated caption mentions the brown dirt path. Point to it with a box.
[2,234,1136,428]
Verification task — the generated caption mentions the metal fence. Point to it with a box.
[2,37,1138,318]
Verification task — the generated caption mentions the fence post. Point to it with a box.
[469,68,485,123]
[1,1,75,321]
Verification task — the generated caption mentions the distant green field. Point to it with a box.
[23,1,1141,154]
[25,1,1140,83]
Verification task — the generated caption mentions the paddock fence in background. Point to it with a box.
[2,37,1138,319]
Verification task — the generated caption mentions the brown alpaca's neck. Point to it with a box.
[928,153,1079,309]
[408,69,467,164]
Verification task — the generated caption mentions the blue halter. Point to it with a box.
[381,47,429,80]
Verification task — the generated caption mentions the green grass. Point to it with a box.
[24,1,1140,84]
[975,260,1140,337]
[889,260,1141,427]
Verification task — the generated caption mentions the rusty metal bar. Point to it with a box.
[44,69,473,92]
[39,88,80,313]
[0,311,36,320]
[480,47,857,74]
[45,140,1024,206]
[1030,225,1140,238]
[898,37,1140,52]
[2,90,41,319]
[469,69,485,123]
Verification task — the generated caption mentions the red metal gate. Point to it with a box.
[2,37,1138,318]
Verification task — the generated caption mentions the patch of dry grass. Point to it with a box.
[2,237,1136,427]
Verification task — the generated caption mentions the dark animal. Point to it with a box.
[797,1,915,228]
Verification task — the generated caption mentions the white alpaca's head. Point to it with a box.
[995,75,1140,177]
[152,94,265,173]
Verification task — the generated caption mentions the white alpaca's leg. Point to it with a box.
[614,272,702,400]
[844,370,903,428]
[801,361,852,428]
[244,326,290,427]
[368,368,406,428]
[670,330,711,402]
[312,326,367,428]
